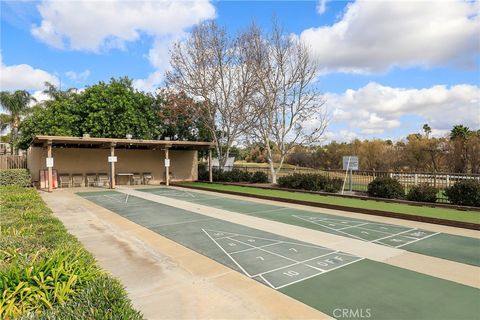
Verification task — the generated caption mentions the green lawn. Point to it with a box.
[181,182,480,224]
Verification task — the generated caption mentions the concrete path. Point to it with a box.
[117,187,480,288]
[41,189,330,320]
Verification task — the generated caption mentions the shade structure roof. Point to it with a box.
[31,135,214,150]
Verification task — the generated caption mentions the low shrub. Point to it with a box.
[0,169,31,187]
[22,275,143,320]
[250,171,268,183]
[197,166,268,184]
[0,186,143,319]
[406,183,438,203]
[445,180,480,207]
[277,173,343,193]
[367,177,405,199]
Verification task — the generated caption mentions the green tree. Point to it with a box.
[0,90,35,153]
[18,78,163,149]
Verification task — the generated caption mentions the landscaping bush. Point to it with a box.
[197,166,268,183]
[406,183,438,203]
[0,169,31,187]
[367,177,405,199]
[445,180,480,207]
[277,173,342,193]
[250,171,268,183]
[0,186,143,319]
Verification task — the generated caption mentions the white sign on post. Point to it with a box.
[164,159,170,167]
[108,156,118,163]
[342,156,359,171]
[46,157,54,168]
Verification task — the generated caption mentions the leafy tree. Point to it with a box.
[154,90,211,141]
[18,78,161,149]
[0,90,35,153]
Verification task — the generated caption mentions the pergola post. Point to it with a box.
[165,147,170,186]
[110,143,116,189]
[47,140,53,192]
[208,148,213,183]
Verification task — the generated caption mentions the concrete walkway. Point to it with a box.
[118,187,480,288]
[41,189,330,320]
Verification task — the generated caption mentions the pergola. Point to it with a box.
[31,135,215,192]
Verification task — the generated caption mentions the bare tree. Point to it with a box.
[166,21,256,168]
[246,22,328,183]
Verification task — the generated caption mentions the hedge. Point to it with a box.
[0,169,31,187]
[198,167,268,183]
[367,177,405,199]
[0,186,143,319]
[277,173,343,193]
[406,183,438,203]
[445,180,480,207]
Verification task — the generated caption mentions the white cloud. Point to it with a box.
[325,82,480,136]
[0,54,59,91]
[316,0,328,15]
[301,0,480,73]
[65,69,90,83]
[132,70,164,92]
[32,0,216,51]
[31,0,216,92]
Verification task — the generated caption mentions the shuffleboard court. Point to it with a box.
[139,187,480,266]
[79,190,479,319]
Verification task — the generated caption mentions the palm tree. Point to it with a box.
[422,123,431,139]
[0,90,36,154]
[450,124,470,140]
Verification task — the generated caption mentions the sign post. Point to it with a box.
[342,156,359,193]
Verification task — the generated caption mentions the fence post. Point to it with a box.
[414,173,418,186]
[349,170,353,192]
[433,172,437,188]
[446,175,450,187]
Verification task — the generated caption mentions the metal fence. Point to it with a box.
[0,155,27,169]
[228,166,480,203]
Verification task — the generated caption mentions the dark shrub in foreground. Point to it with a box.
[0,169,31,187]
[277,173,342,193]
[367,177,404,199]
[406,183,438,203]
[250,171,268,183]
[445,180,480,207]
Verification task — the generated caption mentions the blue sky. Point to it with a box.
[1,0,479,142]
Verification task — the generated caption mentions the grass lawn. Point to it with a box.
[0,186,143,319]
[181,182,480,224]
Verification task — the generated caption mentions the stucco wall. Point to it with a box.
[27,147,198,185]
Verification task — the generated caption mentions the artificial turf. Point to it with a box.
[180,182,480,224]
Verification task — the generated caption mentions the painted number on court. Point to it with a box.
[283,270,300,277]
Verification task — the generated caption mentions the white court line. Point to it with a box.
[269,258,367,290]
[272,270,325,290]
[154,217,215,228]
[293,215,365,241]
[370,228,418,243]
[305,255,364,272]
[202,229,254,277]
[257,274,276,289]
[253,251,339,277]
[124,194,129,204]
[203,229,330,249]
[246,207,290,215]
[205,229,364,290]
[336,222,370,230]
[229,242,281,254]
[393,232,441,248]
